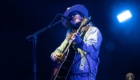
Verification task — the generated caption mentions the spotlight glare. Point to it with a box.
[117,10,132,22]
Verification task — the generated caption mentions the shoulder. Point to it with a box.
[87,26,102,39]
[88,26,100,33]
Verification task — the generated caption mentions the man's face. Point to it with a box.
[68,11,84,28]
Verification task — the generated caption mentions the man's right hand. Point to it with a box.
[51,53,63,62]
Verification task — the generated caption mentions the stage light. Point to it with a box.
[117,10,132,22]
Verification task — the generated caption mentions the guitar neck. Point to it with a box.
[62,28,81,57]
[62,39,73,56]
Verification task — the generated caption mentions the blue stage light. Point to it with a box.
[117,10,132,22]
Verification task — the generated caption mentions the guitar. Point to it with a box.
[52,16,91,80]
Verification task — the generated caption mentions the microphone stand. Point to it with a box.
[26,18,65,80]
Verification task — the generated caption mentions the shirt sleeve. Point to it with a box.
[77,28,102,53]
[50,30,70,60]
[50,39,69,58]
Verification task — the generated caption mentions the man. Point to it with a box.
[50,4,102,80]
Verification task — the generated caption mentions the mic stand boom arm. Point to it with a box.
[25,18,66,80]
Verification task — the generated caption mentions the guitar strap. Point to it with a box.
[80,31,87,40]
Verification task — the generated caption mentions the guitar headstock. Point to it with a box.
[81,16,91,27]
[77,16,91,33]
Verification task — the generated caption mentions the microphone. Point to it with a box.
[58,13,72,20]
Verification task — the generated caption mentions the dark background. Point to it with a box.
[0,0,140,80]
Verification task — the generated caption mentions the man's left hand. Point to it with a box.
[71,33,82,44]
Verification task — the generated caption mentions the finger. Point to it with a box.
[54,54,61,59]
[56,54,60,56]
[77,33,80,35]
[72,33,75,37]
[71,37,75,40]
[58,55,62,58]
[54,55,59,58]
[75,33,78,36]
[74,33,77,37]
[52,55,55,58]
[52,56,56,61]
[57,55,61,57]
[52,55,57,60]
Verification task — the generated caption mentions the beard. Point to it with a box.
[70,20,82,29]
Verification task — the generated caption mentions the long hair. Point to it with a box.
[66,17,93,40]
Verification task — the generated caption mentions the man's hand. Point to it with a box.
[71,33,82,44]
[51,53,63,62]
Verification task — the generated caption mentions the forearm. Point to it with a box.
[50,39,69,58]
[77,29,102,53]
[77,41,96,53]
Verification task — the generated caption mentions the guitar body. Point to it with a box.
[52,49,75,80]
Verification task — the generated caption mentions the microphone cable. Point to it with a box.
[48,13,60,27]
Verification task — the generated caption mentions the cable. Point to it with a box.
[83,53,91,80]
[48,13,61,26]
[80,31,91,80]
